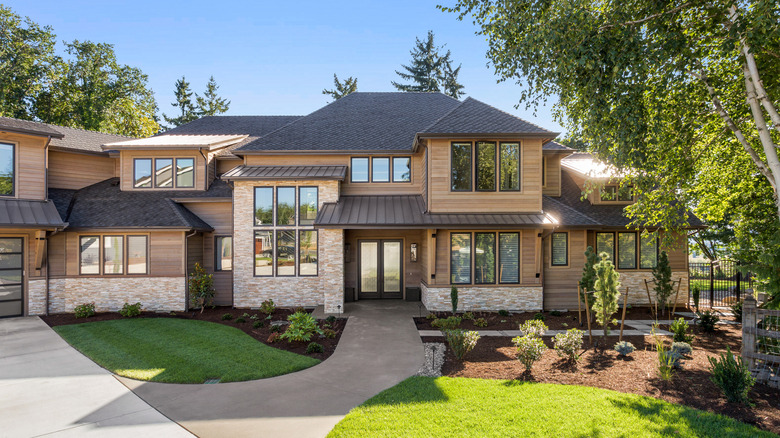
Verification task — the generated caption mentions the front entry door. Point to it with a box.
[0,238,24,317]
[359,240,403,299]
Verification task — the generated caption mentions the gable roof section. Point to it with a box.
[102,134,248,151]
[0,198,66,229]
[421,97,557,138]
[222,165,347,181]
[543,140,575,153]
[0,117,63,139]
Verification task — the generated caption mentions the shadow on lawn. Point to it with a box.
[359,376,449,406]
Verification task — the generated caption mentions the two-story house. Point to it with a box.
[0,92,697,318]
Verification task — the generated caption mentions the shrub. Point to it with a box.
[730,300,743,323]
[119,302,141,318]
[513,335,546,371]
[550,310,562,317]
[498,309,510,317]
[322,328,337,339]
[699,310,720,332]
[670,318,695,343]
[672,342,693,357]
[306,342,324,354]
[614,341,636,357]
[474,317,488,328]
[432,316,462,330]
[188,263,215,313]
[249,314,259,320]
[579,245,599,292]
[519,319,547,338]
[74,302,96,318]
[221,313,233,321]
[691,284,701,312]
[533,312,546,321]
[267,332,280,343]
[451,286,458,314]
[652,251,673,316]
[655,336,677,380]
[708,346,755,405]
[271,324,282,333]
[253,320,264,329]
[593,252,621,337]
[280,311,322,342]
[235,317,246,324]
[444,330,481,360]
[242,312,250,318]
[326,315,337,324]
[553,328,583,361]
[463,311,475,320]
[259,299,276,315]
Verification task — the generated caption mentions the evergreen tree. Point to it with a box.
[579,246,599,292]
[322,74,358,101]
[162,76,198,128]
[653,251,673,316]
[392,30,465,98]
[440,54,465,99]
[593,252,621,339]
[196,75,230,116]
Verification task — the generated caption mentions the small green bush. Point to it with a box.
[708,346,755,405]
[249,314,259,320]
[326,315,337,324]
[672,342,693,357]
[444,330,481,360]
[553,328,583,362]
[519,319,548,337]
[550,310,562,317]
[253,320,264,329]
[670,318,695,343]
[513,335,546,371]
[730,300,743,323]
[280,311,322,342]
[451,286,459,314]
[498,309,510,317]
[242,312,250,318]
[221,313,233,321]
[462,311,475,320]
[699,310,720,332]
[614,341,635,357]
[271,324,282,333]
[533,312,546,321]
[322,328,337,339]
[426,312,437,320]
[188,263,215,313]
[474,317,488,328]
[259,299,276,315]
[74,302,96,318]
[432,316,462,330]
[306,342,324,354]
[119,302,141,318]
[656,338,676,380]
[691,285,701,312]
[235,317,246,324]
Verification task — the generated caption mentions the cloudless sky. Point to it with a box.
[8,0,563,134]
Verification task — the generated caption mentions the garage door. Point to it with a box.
[0,238,23,317]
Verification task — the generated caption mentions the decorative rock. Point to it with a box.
[417,343,446,377]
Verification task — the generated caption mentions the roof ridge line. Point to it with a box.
[463,97,555,134]
[418,99,465,134]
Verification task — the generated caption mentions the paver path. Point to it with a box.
[0,317,192,437]
[121,301,425,438]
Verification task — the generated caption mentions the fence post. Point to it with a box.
[736,266,741,302]
[709,261,715,308]
[742,295,756,370]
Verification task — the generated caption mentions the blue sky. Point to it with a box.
[9,0,563,134]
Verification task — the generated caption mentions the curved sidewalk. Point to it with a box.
[120,301,425,438]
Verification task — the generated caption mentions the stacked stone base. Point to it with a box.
[422,284,543,312]
[618,271,689,306]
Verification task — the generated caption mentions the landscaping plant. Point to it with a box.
[498,309,510,317]
[513,335,546,372]
[708,346,755,405]
[280,311,323,342]
[592,253,621,339]
[306,342,324,354]
[259,299,276,315]
[699,310,720,332]
[426,312,437,320]
[691,284,701,313]
[322,328,337,339]
[533,312,545,321]
[444,329,481,360]
[670,317,695,343]
[462,311,475,320]
[253,320,264,329]
[550,310,562,317]
[326,315,337,324]
[613,341,635,357]
[221,313,233,321]
[579,246,599,293]
[119,302,141,318]
[519,319,547,337]
[474,317,488,328]
[188,263,215,313]
[671,342,693,357]
[656,338,676,380]
[730,300,743,323]
[553,328,583,362]
[451,286,458,314]
[267,332,280,343]
[432,316,462,330]
[235,317,246,324]
[74,302,96,318]
[652,251,673,317]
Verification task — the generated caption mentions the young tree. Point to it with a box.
[592,252,621,339]
[322,74,358,101]
[579,246,599,292]
[653,251,674,316]
[162,76,198,128]
[392,30,465,98]
[196,75,230,116]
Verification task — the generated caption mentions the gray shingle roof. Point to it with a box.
[421,97,556,136]
[222,165,347,181]
[0,198,66,228]
[543,140,575,152]
[0,117,130,154]
[0,117,63,138]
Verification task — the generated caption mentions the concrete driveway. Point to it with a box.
[0,317,192,437]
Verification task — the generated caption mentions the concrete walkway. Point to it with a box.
[121,301,425,438]
[0,317,192,437]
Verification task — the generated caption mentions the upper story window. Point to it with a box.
[451,143,472,191]
[351,158,369,182]
[372,157,390,182]
[0,143,14,196]
[600,185,633,202]
[476,142,496,191]
[393,157,411,182]
[254,186,319,227]
[276,187,296,225]
[351,156,412,183]
[452,141,521,192]
[133,157,195,189]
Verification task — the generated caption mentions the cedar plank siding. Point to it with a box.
[542,154,562,196]
[119,150,206,191]
[1,133,47,200]
[217,158,242,176]
[48,151,117,190]
[182,201,234,305]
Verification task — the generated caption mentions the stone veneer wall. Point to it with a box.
[619,271,689,306]
[27,279,46,316]
[232,180,344,314]
[35,277,187,314]
[422,283,544,311]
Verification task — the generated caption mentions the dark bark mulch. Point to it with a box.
[41,306,347,361]
[423,323,780,435]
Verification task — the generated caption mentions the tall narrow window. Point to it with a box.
[640,234,658,269]
[134,158,152,188]
[127,235,148,274]
[103,236,124,274]
[596,232,615,262]
[499,233,520,283]
[393,157,411,182]
[551,232,568,266]
[155,158,173,187]
[299,230,318,276]
[476,142,496,191]
[372,157,390,182]
[176,158,194,188]
[215,236,232,271]
[451,143,472,191]
[276,230,295,276]
[79,236,100,274]
[0,143,14,196]
[276,187,296,225]
[351,157,369,182]
[475,233,496,284]
[499,142,520,191]
[254,187,273,225]
[618,232,637,269]
[254,231,273,276]
[298,187,318,225]
[450,233,471,284]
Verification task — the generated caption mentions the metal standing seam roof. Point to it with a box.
[0,199,67,228]
[221,165,347,181]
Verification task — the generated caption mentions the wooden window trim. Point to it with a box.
[475,141,497,192]
[102,235,125,275]
[498,232,521,284]
[214,235,232,272]
[133,158,153,189]
[450,232,472,284]
[298,230,318,277]
[350,157,370,183]
[551,232,569,267]
[0,141,16,198]
[126,235,149,275]
[371,157,391,183]
[498,142,522,192]
[450,142,473,192]
[391,156,412,183]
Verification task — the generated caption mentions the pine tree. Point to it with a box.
[653,251,673,316]
[196,76,230,116]
[162,76,197,128]
[440,56,465,99]
[579,246,599,292]
[593,252,621,339]
[392,30,465,98]
[322,74,358,101]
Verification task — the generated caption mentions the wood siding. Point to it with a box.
[183,201,233,305]
[119,150,206,191]
[0,133,47,200]
[48,151,117,190]
[542,154,562,196]
[217,158,241,176]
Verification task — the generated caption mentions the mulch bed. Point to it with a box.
[41,306,347,361]
[422,323,780,435]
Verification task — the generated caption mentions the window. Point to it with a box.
[215,236,232,271]
[551,232,568,266]
[499,142,521,191]
[79,236,100,274]
[393,157,411,182]
[475,233,496,284]
[351,157,369,182]
[600,186,617,201]
[299,230,318,276]
[176,158,194,188]
[640,234,658,269]
[618,186,633,202]
[0,143,14,196]
[451,143,472,191]
[618,232,637,269]
[372,157,390,182]
[127,236,148,274]
[133,158,152,188]
[254,231,273,276]
[276,187,296,225]
[596,232,614,262]
[476,142,496,191]
[498,233,520,283]
[450,233,472,284]
[155,158,173,187]
[254,187,273,225]
[298,187,318,225]
[601,185,633,202]
[103,236,124,274]
[276,230,296,276]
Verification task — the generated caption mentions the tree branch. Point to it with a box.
[599,3,692,31]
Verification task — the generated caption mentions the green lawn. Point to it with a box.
[329,377,777,438]
[54,318,319,383]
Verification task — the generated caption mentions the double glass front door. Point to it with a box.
[359,240,402,299]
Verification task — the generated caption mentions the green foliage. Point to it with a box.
[267,332,280,343]
[519,319,547,338]
[653,251,673,314]
[432,316,462,331]
[498,309,510,317]
[259,299,276,315]
[392,30,464,98]
[533,312,545,321]
[691,285,701,312]
[280,311,322,343]
[708,347,755,405]
[252,320,264,329]
[119,302,141,318]
[579,246,599,292]
[270,324,281,333]
[221,313,233,321]
[426,312,437,320]
[188,263,215,313]
[322,328,337,339]
[698,310,720,332]
[74,302,96,318]
[195,75,230,116]
[592,253,621,337]
[512,335,546,371]
[670,318,695,344]
[462,311,475,320]
[451,286,459,314]
[444,330,481,360]
[614,341,636,357]
[322,74,358,101]
[326,315,337,324]
[730,300,744,323]
[656,338,676,381]
[671,342,693,357]
[235,317,246,324]
[474,317,488,328]
[550,310,562,317]
[553,328,583,362]
[162,76,196,128]
[306,342,324,354]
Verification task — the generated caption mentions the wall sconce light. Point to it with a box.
[410,243,418,262]
[344,243,351,263]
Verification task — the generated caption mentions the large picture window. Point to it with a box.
[80,235,147,275]
[103,236,124,274]
[276,230,296,276]
[450,233,472,284]
[215,236,232,271]
[127,235,148,274]
[298,187,318,225]
[475,232,496,284]
[372,157,390,182]
[551,232,568,266]
[476,142,496,191]
[133,158,152,188]
[254,231,273,276]
[498,233,520,283]
[299,230,318,276]
[393,157,411,182]
[0,143,14,196]
[596,232,615,262]
[351,157,369,182]
[451,143,472,191]
[640,234,658,269]
[254,187,273,225]
[618,232,637,269]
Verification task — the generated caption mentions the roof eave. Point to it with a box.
[233,149,413,156]
[0,126,64,139]
[418,132,560,140]
[222,175,346,182]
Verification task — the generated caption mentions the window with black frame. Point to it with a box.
[498,233,520,283]
[450,233,472,284]
[0,143,14,196]
[451,143,472,191]
[475,233,496,284]
[596,232,615,262]
[618,232,637,269]
[640,233,658,269]
[551,232,568,266]
[216,236,233,271]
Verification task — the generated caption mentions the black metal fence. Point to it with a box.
[689,259,753,308]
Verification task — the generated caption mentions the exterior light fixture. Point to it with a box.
[410,243,418,262]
